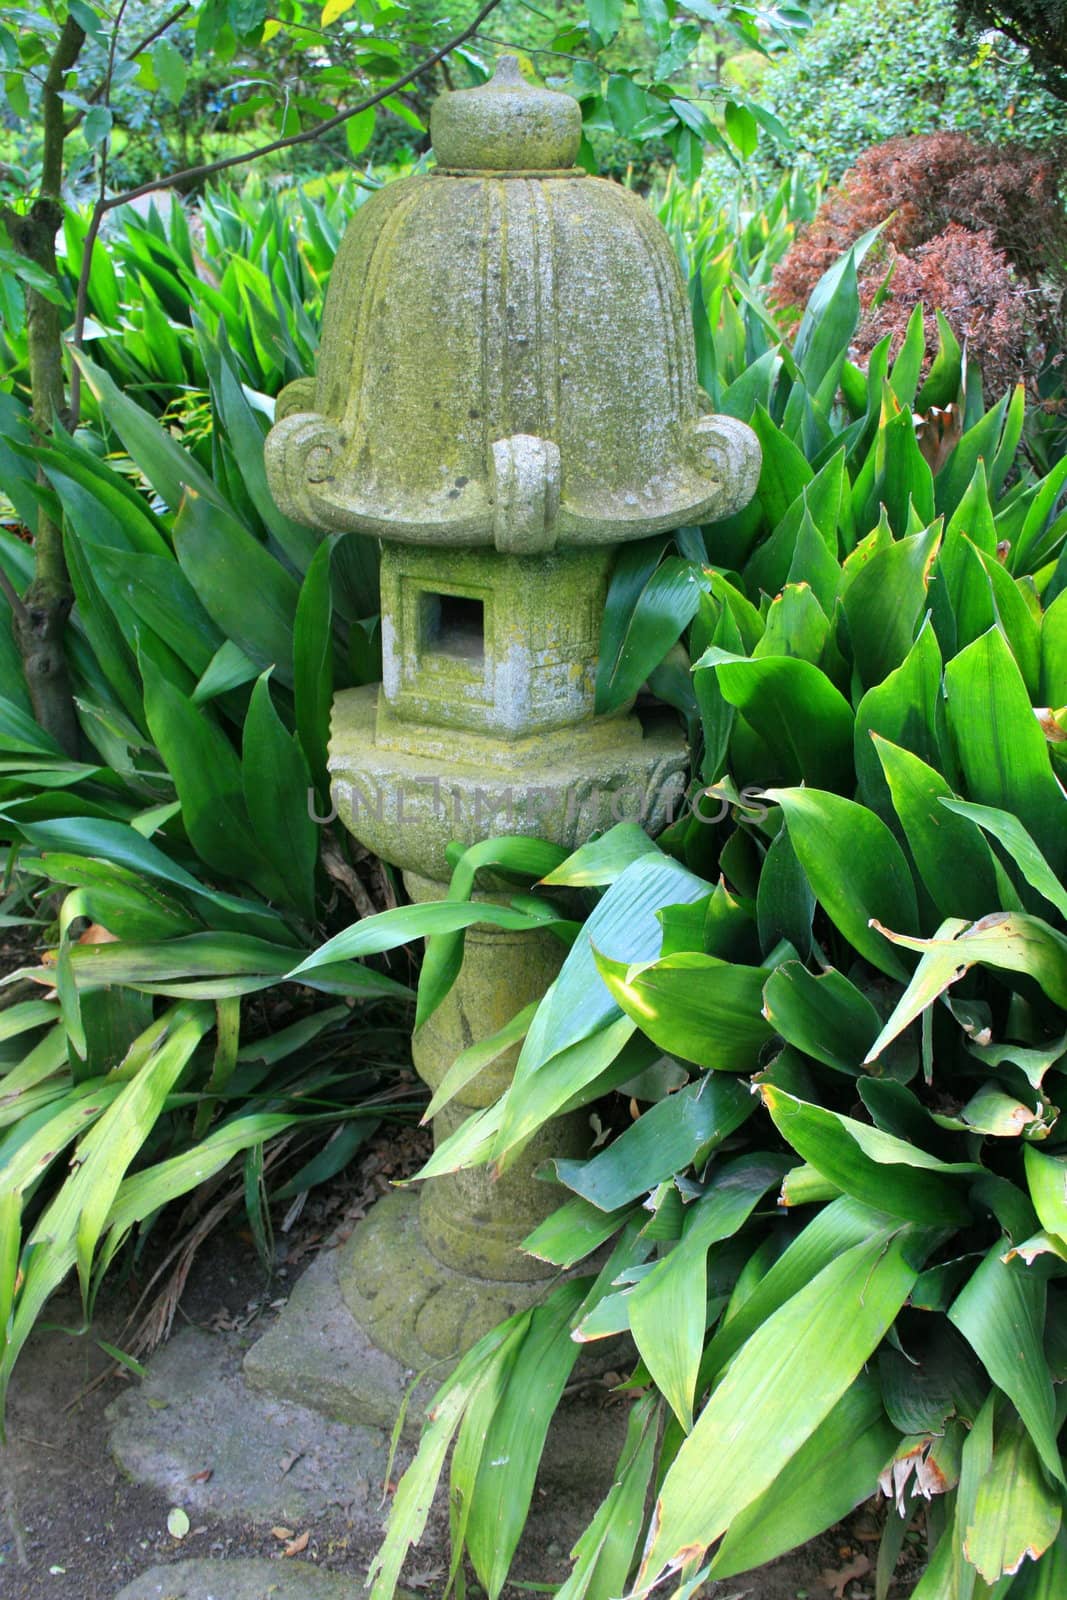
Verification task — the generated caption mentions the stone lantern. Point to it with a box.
[264,58,759,1393]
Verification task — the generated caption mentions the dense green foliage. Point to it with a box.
[287,217,1067,1596]
[2,3,1067,1592]
[738,0,1067,185]
[0,180,418,1408]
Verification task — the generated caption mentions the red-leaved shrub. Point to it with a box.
[772,133,1067,393]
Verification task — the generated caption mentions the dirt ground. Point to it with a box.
[0,1178,929,1600]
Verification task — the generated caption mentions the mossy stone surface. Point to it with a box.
[263,56,760,549]
[431,56,582,173]
[330,686,687,883]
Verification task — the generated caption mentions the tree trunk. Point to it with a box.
[5,16,84,755]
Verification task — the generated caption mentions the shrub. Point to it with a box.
[772,133,1067,397]
[756,0,1067,182]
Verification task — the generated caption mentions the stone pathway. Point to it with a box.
[108,1325,392,1532]
[112,1556,362,1598]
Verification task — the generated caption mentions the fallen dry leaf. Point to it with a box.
[284,1530,310,1557]
[270,1525,294,1541]
[819,1551,871,1598]
[189,1468,213,1484]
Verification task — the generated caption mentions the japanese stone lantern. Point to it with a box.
[264,58,760,1385]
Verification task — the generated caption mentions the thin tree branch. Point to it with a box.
[101,0,502,209]
[64,2,192,134]
[68,0,505,389]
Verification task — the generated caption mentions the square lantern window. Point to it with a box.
[379,544,610,739]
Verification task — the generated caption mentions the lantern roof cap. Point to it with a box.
[430,55,582,173]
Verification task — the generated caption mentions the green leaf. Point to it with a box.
[949,1246,1063,1484]
[152,38,187,103]
[83,104,113,146]
[588,0,624,41]
[140,652,281,900]
[73,353,220,512]
[595,557,707,714]
[939,799,1067,921]
[762,962,880,1074]
[755,823,815,959]
[291,896,562,977]
[629,1155,789,1429]
[637,1225,923,1586]
[593,948,772,1070]
[760,1083,975,1225]
[367,1318,523,1600]
[242,673,317,919]
[868,913,1067,1029]
[710,1375,899,1579]
[538,824,659,888]
[874,737,999,923]
[1024,1146,1067,1238]
[173,488,299,684]
[465,1279,587,1598]
[765,787,920,980]
[551,1077,754,1211]
[293,538,334,790]
[523,1195,635,1270]
[553,1392,659,1600]
[750,402,813,529]
[843,526,941,689]
[854,619,945,819]
[696,650,854,792]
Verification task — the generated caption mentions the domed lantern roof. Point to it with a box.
[265,57,759,554]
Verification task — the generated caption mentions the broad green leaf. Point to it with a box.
[637,1226,923,1586]
[293,537,334,790]
[523,1195,635,1270]
[595,557,708,714]
[629,1155,789,1429]
[945,629,1066,876]
[854,619,945,819]
[553,1392,659,1600]
[843,526,941,689]
[939,799,1067,921]
[173,489,300,684]
[140,652,281,899]
[695,650,854,792]
[513,853,711,1075]
[367,1317,523,1600]
[761,1084,975,1225]
[538,824,659,888]
[765,787,919,980]
[761,962,880,1074]
[710,1375,899,1580]
[551,1077,754,1211]
[593,948,772,1069]
[1023,1147,1067,1238]
[242,674,317,920]
[870,914,1067,1033]
[874,738,999,922]
[73,352,220,511]
[465,1279,587,1598]
[755,823,815,959]
[949,1246,1062,1484]
[702,1196,904,1382]
[750,402,813,529]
